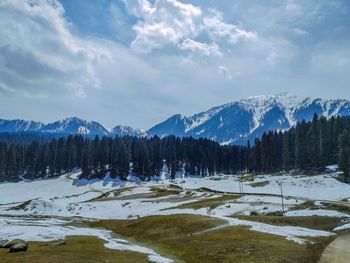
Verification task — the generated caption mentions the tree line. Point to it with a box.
[0,114,350,182]
[248,114,350,180]
[0,135,247,182]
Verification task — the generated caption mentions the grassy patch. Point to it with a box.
[289,200,316,211]
[171,195,241,210]
[92,214,225,239]
[87,187,134,202]
[7,200,32,211]
[321,202,350,214]
[250,181,269,188]
[149,186,182,198]
[91,214,333,263]
[0,236,149,263]
[209,176,227,181]
[239,174,255,182]
[233,215,344,231]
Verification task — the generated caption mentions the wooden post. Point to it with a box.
[280,183,285,214]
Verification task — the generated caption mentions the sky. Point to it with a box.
[0,0,349,129]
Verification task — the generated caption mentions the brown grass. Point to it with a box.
[0,236,149,263]
[91,214,334,263]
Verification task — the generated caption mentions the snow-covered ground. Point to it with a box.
[0,217,173,263]
[171,173,350,201]
[1,171,350,255]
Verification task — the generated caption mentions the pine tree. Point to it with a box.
[282,133,291,171]
[82,140,92,178]
[309,113,320,168]
[117,139,130,180]
[338,130,350,181]
[295,121,307,170]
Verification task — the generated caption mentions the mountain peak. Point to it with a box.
[147,94,350,144]
[61,116,84,122]
[2,94,350,144]
[110,125,145,137]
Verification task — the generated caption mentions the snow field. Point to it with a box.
[0,171,349,250]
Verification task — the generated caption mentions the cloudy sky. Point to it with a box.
[0,0,349,129]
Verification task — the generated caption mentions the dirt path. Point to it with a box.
[319,232,350,263]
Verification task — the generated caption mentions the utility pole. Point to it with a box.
[280,182,285,214]
[239,181,244,194]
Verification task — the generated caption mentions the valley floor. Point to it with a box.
[1,171,350,262]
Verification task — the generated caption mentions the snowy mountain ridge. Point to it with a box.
[39,117,109,136]
[110,125,145,137]
[0,116,143,138]
[1,93,350,143]
[147,93,350,144]
[0,117,109,137]
[0,119,44,133]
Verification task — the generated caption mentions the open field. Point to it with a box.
[1,171,350,262]
[0,236,149,263]
[92,214,334,263]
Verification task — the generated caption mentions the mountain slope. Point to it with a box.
[110,125,145,137]
[0,117,109,137]
[147,93,350,144]
[0,117,142,138]
[40,117,109,136]
[2,93,350,144]
[0,119,44,133]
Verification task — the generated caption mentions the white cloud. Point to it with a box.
[123,0,156,18]
[0,0,108,97]
[218,66,232,80]
[126,0,202,52]
[179,39,222,57]
[218,66,242,80]
[203,9,257,44]
[1,0,349,129]
[291,28,308,36]
[124,0,256,54]
[285,1,302,13]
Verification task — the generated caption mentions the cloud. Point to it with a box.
[218,66,232,80]
[203,9,257,44]
[125,0,202,52]
[218,66,242,80]
[285,1,302,13]
[179,39,222,57]
[0,0,107,97]
[291,28,308,36]
[123,0,256,54]
[1,0,350,129]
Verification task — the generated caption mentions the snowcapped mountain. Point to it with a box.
[0,119,44,133]
[110,125,145,137]
[0,117,142,138]
[2,93,350,143]
[147,93,350,145]
[40,117,109,136]
[0,117,108,136]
